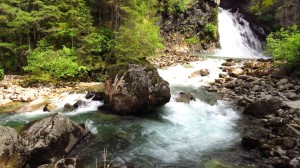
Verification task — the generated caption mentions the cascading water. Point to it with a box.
[215,8,263,58]
[0,60,246,167]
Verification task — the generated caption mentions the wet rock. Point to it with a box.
[73,100,87,108]
[189,69,210,78]
[228,68,244,77]
[43,103,57,112]
[241,135,259,149]
[176,92,195,103]
[0,126,29,168]
[38,158,82,168]
[63,103,76,111]
[221,62,235,66]
[21,114,90,166]
[100,64,170,115]
[219,73,227,78]
[16,98,47,113]
[85,91,104,101]
[243,97,283,117]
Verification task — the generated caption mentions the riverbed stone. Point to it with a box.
[243,97,283,117]
[228,68,244,77]
[241,135,259,149]
[43,103,57,112]
[100,64,170,115]
[176,92,195,103]
[16,97,47,113]
[0,126,29,168]
[189,69,210,78]
[20,114,90,166]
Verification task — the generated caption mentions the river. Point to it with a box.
[0,8,263,168]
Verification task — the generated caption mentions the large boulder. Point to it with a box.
[0,126,29,168]
[99,64,171,115]
[243,97,283,117]
[20,114,90,166]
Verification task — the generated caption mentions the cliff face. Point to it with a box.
[159,0,219,54]
[220,0,300,32]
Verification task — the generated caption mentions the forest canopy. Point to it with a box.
[0,0,187,82]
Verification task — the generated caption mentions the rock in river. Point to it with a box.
[243,97,283,117]
[20,114,90,165]
[99,64,171,115]
[0,126,29,168]
[176,92,195,104]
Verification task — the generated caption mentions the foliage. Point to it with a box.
[24,45,88,81]
[204,23,218,39]
[265,25,300,66]
[0,68,4,79]
[158,0,191,13]
[186,36,198,44]
[249,0,275,13]
[114,0,163,63]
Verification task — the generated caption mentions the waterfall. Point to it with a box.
[215,8,263,58]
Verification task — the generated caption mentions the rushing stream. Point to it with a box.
[0,8,263,168]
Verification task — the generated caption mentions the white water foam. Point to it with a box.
[52,93,103,116]
[119,60,240,164]
[215,8,262,58]
[0,93,103,125]
[158,59,224,87]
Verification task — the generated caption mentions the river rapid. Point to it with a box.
[0,8,264,167]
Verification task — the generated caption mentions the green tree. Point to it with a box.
[265,25,300,65]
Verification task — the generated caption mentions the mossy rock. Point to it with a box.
[0,102,25,113]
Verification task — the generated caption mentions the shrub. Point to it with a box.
[0,68,4,79]
[186,36,198,44]
[265,25,300,65]
[204,23,218,39]
[24,45,88,82]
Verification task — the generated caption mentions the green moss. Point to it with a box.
[0,102,25,113]
[186,36,198,44]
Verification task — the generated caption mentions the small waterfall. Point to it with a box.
[215,8,263,58]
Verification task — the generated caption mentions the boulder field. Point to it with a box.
[206,58,300,168]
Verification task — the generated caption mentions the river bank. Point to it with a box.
[205,58,300,167]
[0,75,103,113]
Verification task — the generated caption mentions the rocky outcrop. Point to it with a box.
[220,0,300,34]
[99,64,171,115]
[0,126,29,168]
[20,114,90,165]
[160,0,219,54]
